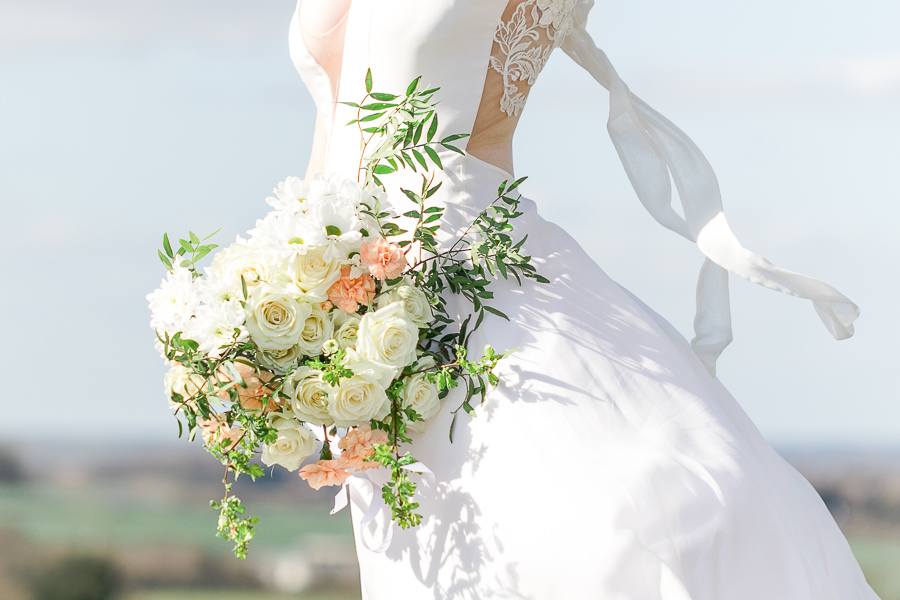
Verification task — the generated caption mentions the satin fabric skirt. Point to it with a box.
[346,153,878,600]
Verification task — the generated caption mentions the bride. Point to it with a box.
[291,0,875,598]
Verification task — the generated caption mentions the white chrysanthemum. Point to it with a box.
[207,240,277,290]
[247,212,326,258]
[147,264,201,334]
[307,199,363,257]
[198,273,242,307]
[304,173,344,206]
[337,178,372,208]
[354,182,390,238]
[266,176,311,213]
[363,182,389,210]
[186,302,248,358]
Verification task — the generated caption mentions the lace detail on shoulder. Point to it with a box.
[491,0,576,116]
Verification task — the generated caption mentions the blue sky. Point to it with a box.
[0,0,897,447]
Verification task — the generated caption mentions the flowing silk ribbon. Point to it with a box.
[331,461,436,553]
[560,0,859,375]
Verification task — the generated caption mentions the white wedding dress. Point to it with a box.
[289,1,876,598]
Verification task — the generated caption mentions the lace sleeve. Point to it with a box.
[491,0,576,116]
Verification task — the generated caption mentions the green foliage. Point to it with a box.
[369,380,425,528]
[211,482,259,561]
[344,68,467,188]
[158,229,220,274]
[306,349,354,386]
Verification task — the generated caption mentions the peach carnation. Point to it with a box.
[216,361,281,413]
[337,424,389,470]
[299,459,352,490]
[327,266,376,313]
[359,238,407,280]
[197,415,243,450]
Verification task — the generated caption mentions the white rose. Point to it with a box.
[376,279,433,327]
[258,344,303,374]
[245,283,311,351]
[261,411,317,471]
[331,312,361,349]
[296,302,334,357]
[164,364,209,410]
[402,358,441,433]
[356,301,420,368]
[327,372,390,427]
[208,240,275,290]
[286,246,343,300]
[288,366,333,426]
[342,348,398,389]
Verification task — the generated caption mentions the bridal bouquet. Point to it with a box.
[148,72,546,558]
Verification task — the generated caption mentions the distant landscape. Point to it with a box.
[1,442,898,599]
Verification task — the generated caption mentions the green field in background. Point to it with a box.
[0,484,351,554]
[1,484,898,598]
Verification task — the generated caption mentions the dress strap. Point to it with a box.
[560,0,858,376]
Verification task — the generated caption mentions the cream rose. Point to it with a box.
[286,246,343,300]
[402,358,441,433]
[376,279,433,327]
[342,348,398,388]
[245,283,311,350]
[258,344,303,375]
[327,371,390,427]
[164,364,209,410]
[261,411,317,471]
[332,313,361,349]
[288,366,333,426]
[356,301,419,368]
[296,302,334,357]
[209,241,274,289]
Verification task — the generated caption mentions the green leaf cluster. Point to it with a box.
[344,69,468,187]
[158,229,220,274]
[369,379,425,528]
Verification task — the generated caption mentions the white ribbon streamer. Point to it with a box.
[560,0,859,375]
[330,461,436,553]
